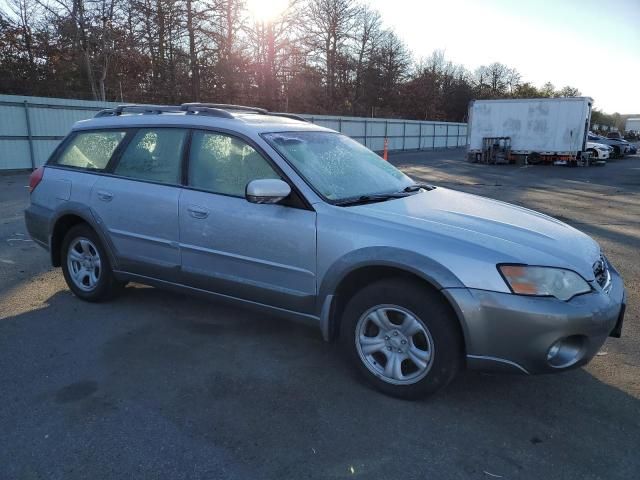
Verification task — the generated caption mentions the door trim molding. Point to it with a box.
[180,241,316,277]
[114,271,321,328]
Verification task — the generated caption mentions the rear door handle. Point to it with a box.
[96,190,113,202]
[187,205,209,219]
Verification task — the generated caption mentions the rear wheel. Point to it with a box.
[340,278,463,399]
[527,152,542,165]
[61,224,119,302]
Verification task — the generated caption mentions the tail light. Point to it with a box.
[29,167,44,193]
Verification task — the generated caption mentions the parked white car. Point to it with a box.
[585,141,612,160]
[588,133,628,158]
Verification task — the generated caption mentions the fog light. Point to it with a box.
[546,336,586,368]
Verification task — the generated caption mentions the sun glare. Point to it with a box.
[245,0,291,23]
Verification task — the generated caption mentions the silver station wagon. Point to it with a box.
[25,103,626,399]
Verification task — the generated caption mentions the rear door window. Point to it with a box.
[54,130,126,170]
[114,128,187,185]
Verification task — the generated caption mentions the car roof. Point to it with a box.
[72,111,334,136]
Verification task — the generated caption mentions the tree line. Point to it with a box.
[590,111,637,135]
[1,0,592,122]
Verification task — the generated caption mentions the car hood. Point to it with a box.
[587,141,609,149]
[598,138,626,145]
[354,187,600,280]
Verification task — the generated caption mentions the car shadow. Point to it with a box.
[1,285,639,479]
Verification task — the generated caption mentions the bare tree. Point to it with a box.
[1,0,589,122]
[185,0,200,100]
[557,85,581,97]
[34,0,121,100]
[303,0,360,109]
[245,1,300,110]
[474,62,518,97]
[350,4,382,114]
[376,30,411,108]
[4,0,38,66]
[540,81,555,97]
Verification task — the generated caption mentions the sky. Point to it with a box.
[367,0,640,114]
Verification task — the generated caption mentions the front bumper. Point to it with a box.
[444,266,625,374]
[595,149,610,160]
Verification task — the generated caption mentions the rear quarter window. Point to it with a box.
[53,130,126,170]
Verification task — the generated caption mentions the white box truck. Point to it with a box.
[625,118,640,134]
[467,97,593,163]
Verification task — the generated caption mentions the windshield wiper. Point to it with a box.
[335,192,410,206]
[401,183,436,193]
[335,183,435,207]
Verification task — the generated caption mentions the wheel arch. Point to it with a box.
[49,206,117,269]
[318,248,467,345]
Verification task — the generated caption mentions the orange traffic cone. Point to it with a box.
[383,138,388,161]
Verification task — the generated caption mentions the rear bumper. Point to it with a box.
[24,204,51,250]
[444,265,625,374]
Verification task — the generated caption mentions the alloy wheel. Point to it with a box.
[355,305,435,385]
[67,237,102,292]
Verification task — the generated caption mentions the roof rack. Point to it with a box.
[180,104,234,118]
[95,103,234,119]
[95,104,182,117]
[94,102,308,122]
[181,103,268,114]
[268,112,309,123]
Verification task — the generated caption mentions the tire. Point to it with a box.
[61,224,119,302]
[527,152,542,165]
[587,148,597,159]
[340,278,463,400]
[613,146,620,158]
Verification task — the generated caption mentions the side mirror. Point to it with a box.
[245,179,291,204]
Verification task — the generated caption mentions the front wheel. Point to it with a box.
[340,279,463,399]
[613,146,620,158]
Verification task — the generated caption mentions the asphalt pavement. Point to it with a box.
[1,150,639,479]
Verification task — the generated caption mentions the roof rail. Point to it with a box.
[94,103,308,123]
[268,112,310,123]
[95,104,183,117]
[95,103,234,119]
[181,103,268,114]
[180,104,234,119]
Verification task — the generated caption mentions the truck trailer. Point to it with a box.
[467,97,593,164]
[625,118,640,134]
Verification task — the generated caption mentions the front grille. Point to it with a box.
[593,256,610,289]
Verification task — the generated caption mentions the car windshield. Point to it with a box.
[264,131,413,202]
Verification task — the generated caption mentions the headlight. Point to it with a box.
[498,265,591,301]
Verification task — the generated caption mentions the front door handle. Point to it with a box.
[96,190,113,202]
[187,205,209,219]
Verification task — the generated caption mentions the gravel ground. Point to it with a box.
[1,149,638,480]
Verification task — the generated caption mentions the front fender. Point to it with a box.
[317,247,465,340]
